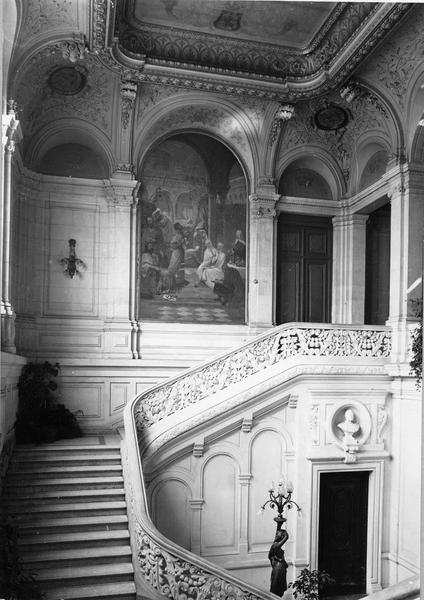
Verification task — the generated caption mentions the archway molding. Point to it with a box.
[133,94,257,190]
[24,118,114,177]
[277,146,344,202]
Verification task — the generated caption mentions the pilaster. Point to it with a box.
[248,181,279,329]
[1,109,22,353]
[332,212,368,324]
[384,165,424,362]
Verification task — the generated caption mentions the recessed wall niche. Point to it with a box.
[137,134,247,324]
[38,143,110,179]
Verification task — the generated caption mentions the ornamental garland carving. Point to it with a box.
[135,327,391,431]
[136,526,265,600]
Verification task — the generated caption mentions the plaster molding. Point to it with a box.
[249,195,279,221]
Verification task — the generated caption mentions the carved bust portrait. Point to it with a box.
[337,408,360,445]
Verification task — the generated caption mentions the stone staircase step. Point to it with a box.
[18,514,128,534]
[10,453,121,467]
[22,545,133,568]
[4,476,124,491]
[5,500,127,518]
[43,581,136,600]
[19,525,131,551]
[31,563,134,589]
[7,465,123,479]
[2,487,125,504]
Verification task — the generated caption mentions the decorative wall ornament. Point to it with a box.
[337,409,360,463]
[310,405,320,446]
[241,417,253,433]
[328,402,373,464]
[377,405,388,443]
[48,65,87,95]
[269,104,295,146]
[121,79,138,129]
[57,36,88,63]
[250,197,278,220]
[192,442,205,457]
[134,326,391,431]
[59,239,87,279]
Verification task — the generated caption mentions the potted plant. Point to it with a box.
[15,361,81,444]
[410,298,422,388]
[0,516,44,599]
[289,568,334,600]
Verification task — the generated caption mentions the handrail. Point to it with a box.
[359,576,419,600]
[123,322,391,600]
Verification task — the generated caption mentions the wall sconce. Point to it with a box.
[258,476,301,526]
[59,239,87,279]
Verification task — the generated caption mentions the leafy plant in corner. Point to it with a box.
[409,298,422,389]
[15,361,81,444]
[0,516,44,600]
[289,568,335,600]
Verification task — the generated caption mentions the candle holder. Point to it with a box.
[259,476,301,528]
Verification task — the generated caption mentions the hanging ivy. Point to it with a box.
[410,299,422,388]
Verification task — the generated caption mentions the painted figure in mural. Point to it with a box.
[201,241,227,288]
[196,239,219,285]
[163,223,185,299]
[141,216,162,256]
[154,209,174,266]
[140,242,161,299]
[192,227,208,265]
[231,229,246,266]
[268,528,289,597]
[213,263,245,311]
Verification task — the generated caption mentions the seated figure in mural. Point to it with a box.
[213,262,245,307]
[162,223,186,300]
[230,229,246,267]
[196,239,219,286]
[268,528,289,597]
[140,242,161,299]
[201,242,227,289]
[191,226,208,265]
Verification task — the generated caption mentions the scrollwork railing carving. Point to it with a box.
[135,325,391,429]
[125,323,391,600]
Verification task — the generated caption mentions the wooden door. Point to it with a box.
[318,471,369,595]
[276,215,332,324]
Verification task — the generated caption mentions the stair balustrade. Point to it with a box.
[123,323,391,600]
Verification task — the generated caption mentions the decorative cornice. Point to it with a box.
[249,196,278,220]
[92,2,414,101]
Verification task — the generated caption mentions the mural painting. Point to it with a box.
[137,138,247,324]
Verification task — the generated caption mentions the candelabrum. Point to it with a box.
[258,477,301,530]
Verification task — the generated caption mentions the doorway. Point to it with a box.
[318,471,369,596]
[276,214,332,324]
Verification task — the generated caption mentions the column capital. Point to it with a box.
[189,499,205,510]
[239,474,253,485]
[249,194,279,220]
[104,179,139,208]
[2,108,22,151]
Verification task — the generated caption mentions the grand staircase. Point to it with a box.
[2,437,136,600]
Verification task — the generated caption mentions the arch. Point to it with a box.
[277,147,344,201]
[407,66,424,163]
[350,132,392,195]
[150,477,192,550]
[358,148,390,192]
[24,118,114,177]
[133,94,257,190]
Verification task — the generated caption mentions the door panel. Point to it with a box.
[318,471,369,595]
[277,215,332,324]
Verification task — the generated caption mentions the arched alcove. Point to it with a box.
[38,142,110,179]
[279,165,332,200]
[358,149,389,191]
[136,132,247,324]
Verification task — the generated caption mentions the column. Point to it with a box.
[332,212,368,324]
[1,108,21,353]
[248,183,279,329]
[385,166,424,362]
[189,499,204,555]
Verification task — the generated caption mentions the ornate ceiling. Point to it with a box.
[106,0,413,100]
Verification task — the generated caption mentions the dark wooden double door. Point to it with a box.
[276,215,332,324]
[318,471,369,595]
